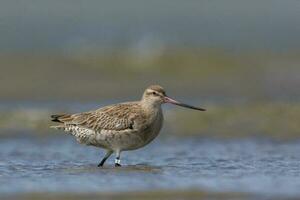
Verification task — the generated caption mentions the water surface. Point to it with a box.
[1,135,300,198]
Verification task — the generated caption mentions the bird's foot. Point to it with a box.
[97,159,106,167]
[97,163,104,167]
[115,163,122,167]
[97,150,113,167]
[115,158,121,167]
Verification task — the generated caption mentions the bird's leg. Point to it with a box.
[115,150,122,167]
[98,150,113,167]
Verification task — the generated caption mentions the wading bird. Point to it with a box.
[51,85,205,167]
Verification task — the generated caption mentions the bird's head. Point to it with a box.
[142,85,206,111]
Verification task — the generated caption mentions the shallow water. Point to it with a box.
[1,135,300,198]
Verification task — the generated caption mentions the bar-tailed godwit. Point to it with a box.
[51,85,205,167]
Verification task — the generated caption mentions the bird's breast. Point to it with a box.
[138,108,163,145]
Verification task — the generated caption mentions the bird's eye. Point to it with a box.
[152,92,157,95]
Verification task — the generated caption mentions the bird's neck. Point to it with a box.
[140,100,162,115]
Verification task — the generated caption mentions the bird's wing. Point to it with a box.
[52,103,143,131]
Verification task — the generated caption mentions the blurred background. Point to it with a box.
[1,1,300,199]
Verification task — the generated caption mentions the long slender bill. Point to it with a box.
[164,96,206,111]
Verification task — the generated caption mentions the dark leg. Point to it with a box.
[115,150,122,167]
[98,150,113,167]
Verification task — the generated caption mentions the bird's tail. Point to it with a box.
[50,114,71,130]
[51,114,65,122]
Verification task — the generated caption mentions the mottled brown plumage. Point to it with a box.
[51,85,205,167]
